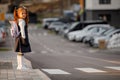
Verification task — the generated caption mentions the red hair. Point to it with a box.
[14,6,29,25]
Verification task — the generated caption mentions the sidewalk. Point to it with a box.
[0,50,51,80]
[0,30,51,80]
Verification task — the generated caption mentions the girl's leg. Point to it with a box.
[17,52,28,70]
[17,52,23,69]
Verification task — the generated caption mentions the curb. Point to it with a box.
[24,57,51,80]
[34,69,51,80]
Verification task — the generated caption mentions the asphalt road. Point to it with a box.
[25,24,120,80]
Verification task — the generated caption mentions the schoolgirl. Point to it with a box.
[13,6,31,70]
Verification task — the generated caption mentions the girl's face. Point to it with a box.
[17,8,27,19]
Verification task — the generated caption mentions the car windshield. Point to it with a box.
[68,22,79,29]
[102,28,115,36]
[82,25,94,32]
[53,22,64,25]
[105,30,119,37]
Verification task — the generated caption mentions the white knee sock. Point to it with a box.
[17,54,22,69]
[17,53,28,70]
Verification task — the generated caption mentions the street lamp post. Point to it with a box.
[79,0,85,21]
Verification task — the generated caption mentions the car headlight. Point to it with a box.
[64,30,69,34]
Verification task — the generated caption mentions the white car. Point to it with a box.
[58,23,71,35]
[91,29,120,47]
[67,24,110,41]
[62,22,80,37]
[48,22,65,30]
[42,18,59,29]
[0,28,6,43]
[53,23,69,33]
[83,27,115,43]
[67,30,82,41]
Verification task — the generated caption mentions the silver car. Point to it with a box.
[83,27,115,43]
[90,29,120,47]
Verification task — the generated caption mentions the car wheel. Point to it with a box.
[81,37,85,42]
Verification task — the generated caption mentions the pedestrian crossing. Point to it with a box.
[75,68,106,73]
[41,66,120,75]
[105,66,120,70]
[42,69,71,75]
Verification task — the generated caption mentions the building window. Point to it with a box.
[99,0,111,4]
[99,14,111,22]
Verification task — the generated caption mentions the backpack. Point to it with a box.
[9,21,20,38]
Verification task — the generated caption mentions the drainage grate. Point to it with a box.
[0,62,13,69]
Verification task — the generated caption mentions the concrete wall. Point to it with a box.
[86,0,120,10]
[86,9,120,27]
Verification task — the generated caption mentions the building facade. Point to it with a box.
[85,0,120,27]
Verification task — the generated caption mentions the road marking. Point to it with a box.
[41,50,48,54]
[75,68,106,73]
[76,50,84,53]
[88,49,99,53]
[105,66,120,70]
[43,32,48,36]
[42,69,71,75]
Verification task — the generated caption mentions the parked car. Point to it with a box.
[62,22,79,37]
[83,27,115,43]
[55,23,71,34]
[42,18,59,29]
[90,29,120,47]
[89,28,115,46]
[67,24,110,41]
[48,21,65,31]
[62,20,108,37]
[58,23,72,35]
[0,23,6,43]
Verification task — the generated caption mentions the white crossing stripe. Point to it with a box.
[105,66,120,70]
[42,69,71,75]
[75,68,106,73]
[41,50,48,54]
[43,32,48,36]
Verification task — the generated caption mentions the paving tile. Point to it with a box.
[16,78,24,80]
[0,74,8,78]
[32,78,42,80]
[0,62,13,69]
[22,76,31,78]
[0,51,50,80]
[29,73,38,76]
[23,78,33,80]
[8,76,15,78]
[8,74,15,77]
